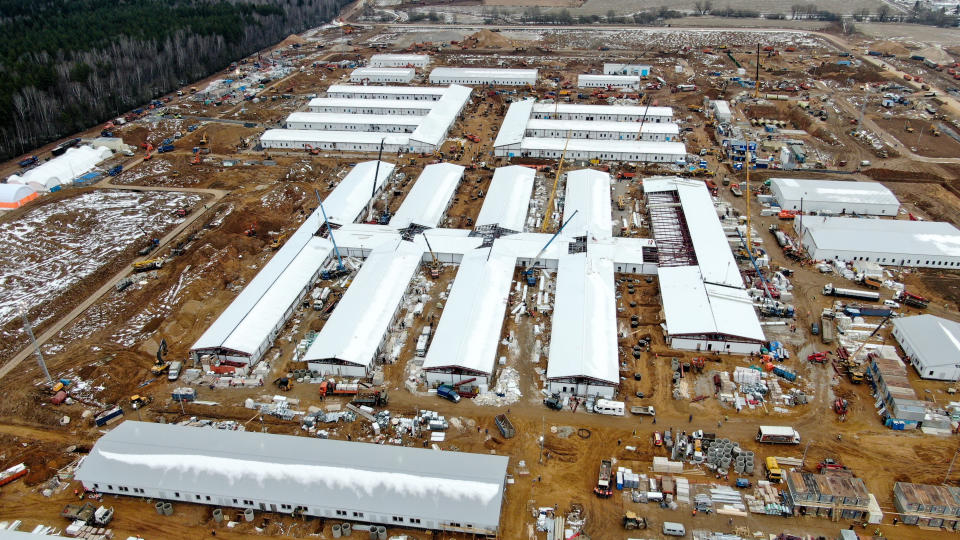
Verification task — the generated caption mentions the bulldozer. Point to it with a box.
[130,395,153,409]
[622,511,647,530]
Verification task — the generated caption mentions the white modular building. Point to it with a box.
[794,217,960,268]
[260,130,411,153]
[892,315,960,381]
[190,161,394,366]
[350,67,415,84]
[370,54,431,68]
[305,241,421,377]
[525,119,679,141]
[474,166,536,233]
[495,137,686,163]
[531,103,673,123]
[604,63,651,76]
[405,84,472,151]
[546,253,619,398]
[429,67,537,86]
[644,177,764,354]
[326,84,446,100]
[389,163,464,229]
[711,100,732,123]
[74,421,509,535]
[769,178,900,216]
[561,169,613,241]
[285,113,421,133]
[307,98,435,115]
[577,74,641,89]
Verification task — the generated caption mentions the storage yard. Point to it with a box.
[1,11,960,540]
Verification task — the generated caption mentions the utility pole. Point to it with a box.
[20,305,51,384]
[366,139,385,222]
[800,439,812,469]
[754,44,761,98]
[945,447,960,484]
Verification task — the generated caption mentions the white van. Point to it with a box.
[594,399,625,416]
[168,361,182,381]
[662,521,686,536]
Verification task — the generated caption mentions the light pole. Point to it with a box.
[944,447,960,484]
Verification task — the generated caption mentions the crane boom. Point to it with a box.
[540,131,572,233]
[847,313,893,362]
[525,210,579,286]
[315,189,344,271]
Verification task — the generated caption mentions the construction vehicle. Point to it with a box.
[244,222,257,237]
[18,155,38,168]
[735,478,753,488]
[129,395,153,409]
[617,195,625,211]
[304,143,319,156]
[436,384,461,403]
[594,459,614,497]
[350,390,388,407]
[833,397,848,415]
[495,414,516,439]
[191,148,201,165]
[143,142,154,160]
[817,458,852,475]
[841,313,894,384]
[62,503,114,526]
[0,463,28,487]
[132,259,163,272]
[316,189,348,280]
[730,183,742,197]
[895,289,929,308]
[822,283,880,302]
[765,456,783,482]
[622,511,647,530]
[172,207,188,218]
[861,276,882,289]
[423,233,442,278]
[905,122,915,133]
[274,377,293,391]
[270,233,287,250]
[543,393,563,410]
[200,132,208,145]
[630,405,656,416]
[523,210,578,286]
[540,131,572,233]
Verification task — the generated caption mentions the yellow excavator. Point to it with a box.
[270,233,287,250]
[423,234,442,278]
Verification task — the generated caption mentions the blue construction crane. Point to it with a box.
[315,189,347,280]
[523,209,578,286]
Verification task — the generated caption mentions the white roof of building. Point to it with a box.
[261,129,410,147]
[370,53,430,65]
[326,84,445,97]
[644,177,743,288]
[475,166,535,232]
[893,315,960,368]
[352,66,415,77]
[308,97,436,111]
[770,178,899,206]
[519,137,687,156]
[658,266,764,342]
[423,249,515,376]
[531,103,673,118]
[546,253,619,385]
[493,99,534,147]
[0,183,35,203]
[7,145,112,189]
[578,74,641,83]
[802,217,960,257]
[409,85,472,147]
[391,163,464,229]
[303,240,420,369]
[323,161,396,224]
[563,169,612,241]
[526,119,680,135]
[430,67,537,81]
[75,421,508,529]
[286,112,423,127]
[711,100,731,115]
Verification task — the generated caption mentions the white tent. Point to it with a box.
[7,145,112,192]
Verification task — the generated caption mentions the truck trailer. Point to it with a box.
[756,425,800,444]
[822,283,880,302]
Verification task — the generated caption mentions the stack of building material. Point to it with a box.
[653,456,684,473]
[710,485,747,516]
[694,493,713,512]
[733,366,762,384]
[617,467,641,489]
[675,477,690,503]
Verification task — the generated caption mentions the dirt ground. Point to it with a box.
[873,117,960,158]
[3,15,960,540]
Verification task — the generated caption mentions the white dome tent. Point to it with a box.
[7,145,113,192]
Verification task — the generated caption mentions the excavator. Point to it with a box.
[143,142,154,161]
[840,313,893,384]
[304,143,319,156]
[200,132,208,145]
[423,233,442,278]
[149,338,170,376]
[270,233,287,250]
[190,148,201,165]
[130,395,154,409]
[245,222,257,237]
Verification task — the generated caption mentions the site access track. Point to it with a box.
[0,174,229,381]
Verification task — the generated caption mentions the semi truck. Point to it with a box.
[843,304,892,318]
[756,425,800,444]
[895,290,929,309]
[822,283,880,302]
[594,459,613,498]
[495,414,516,439]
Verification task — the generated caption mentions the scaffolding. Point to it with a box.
[645,190,697,267]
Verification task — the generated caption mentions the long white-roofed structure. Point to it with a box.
[284,113,421,132]
[389,163,464,229]
[577,74,641,89]
[304,240,421,377]
[75,421,508,535]
[546,253,619,398]
[561,169,613,241]
[429,67,537,86]
[769,178,900,215]
[326,84,444,100]
[190,161,394,365]
[474,166,536,232]
[794,216,960,267]
[407,84,472,150]
[369,53,430,68]
[307,98,435,115]
[350,67,415,83]
[260,130,412,152]
[531,102,673,123]
[498,137,686,163]
[643,176,764,353]
[526,119,679,141]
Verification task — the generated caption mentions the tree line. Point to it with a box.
[0,0,349,161]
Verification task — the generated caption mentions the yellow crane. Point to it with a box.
[540,131,572,233]
[744,145,753,256]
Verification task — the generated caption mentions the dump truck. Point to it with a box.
[495,414,516,439]
[630,405,656,416]
[61,503,113,526]
[862,276,882,289]
[756,425,800,444]
[822,283,880,302]
[594,459,613,498]
[350,390,388,407]
[765,456,783,482]
[436,384,461,403]
[543,393,563,410]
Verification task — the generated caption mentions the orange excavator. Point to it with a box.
[304,143,319,156]
[191,148,201,165]
[245,221,257,237]
[143,142,154,161]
